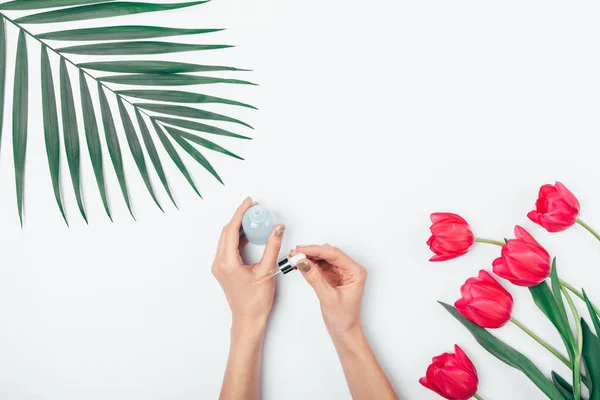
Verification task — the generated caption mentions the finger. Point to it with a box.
[296,258,331,298]
[256,224,286,274]
[295,244,359,272]
[223,197,254,249]
[238,235,249,253]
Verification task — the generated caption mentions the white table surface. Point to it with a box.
[1,1,600,399]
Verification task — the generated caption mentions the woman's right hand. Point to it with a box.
[293,244,368,337]
[294,245,399,400]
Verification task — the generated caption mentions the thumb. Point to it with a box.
[256,224,285,273]
[296,258,331,299]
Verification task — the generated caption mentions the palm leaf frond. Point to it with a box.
[38,26,223,41]
[15,1,209,24]
[13,30,27,226]
[98,84,134,219]
[80,71,112,220]
[41,46,68,225]
[57,42,231,55]
[0,18,6,155]
[117,90,256,110]
[152,119,201,198]
[60,59,88,223]
[80,61,248,74]
[117,97,163,212]
[136,110,177,208]
[0,0,254,225]
[0,0,115,11]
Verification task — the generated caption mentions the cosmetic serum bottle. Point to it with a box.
[241,205,276,245]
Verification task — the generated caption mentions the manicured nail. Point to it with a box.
[275,224,285,238]
[296,245,308,248]
[297,260,311,273]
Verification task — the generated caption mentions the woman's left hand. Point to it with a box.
[212,197,285,326]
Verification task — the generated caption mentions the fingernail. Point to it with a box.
[275,224,285,238]
[252,201,258,206]
[297,260,311,273]
[296,245,308,248]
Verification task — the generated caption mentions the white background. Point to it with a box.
[0,1,600,399]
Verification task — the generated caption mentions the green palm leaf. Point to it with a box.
[0,18,6,154]
[117,90,256,109]
[0,0,254,223]
[60,58,88,223]
[155,117,251,140]
[99,74,254,86]
[138,103,253,129]
[164,124,223,184]
[117,97,163,212]
[80,71,112,220]
[135,110,177,208]
[80,61,247,74]
[152,120,201,197]
[13,30,27,226]
[41,46,68,225]
[0,0,115,11]
[38,26,223,41]
[15,1,208,24]
[98,84,134,219]
[163,125,244,160]
[58,42,231,55]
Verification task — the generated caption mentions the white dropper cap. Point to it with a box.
[289,253,306,267]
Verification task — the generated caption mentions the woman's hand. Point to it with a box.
[212,197,285,326]
[214,197,285,400]
[292,244,367,336]
[294,244,399,400]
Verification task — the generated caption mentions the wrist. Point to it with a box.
[231,315,268,339]
[329,324,366,349]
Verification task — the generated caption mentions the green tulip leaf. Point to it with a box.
[582,320,600,400]
[551,372,574,400]
[583,289,600,337]
[41,46,67,225]
[13,31,28,227]
[529,281,576,360]
[15,1,208,24]
[440,302,564,400]
[38,26,222,41]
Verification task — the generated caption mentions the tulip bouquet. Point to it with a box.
[422,182,600,400]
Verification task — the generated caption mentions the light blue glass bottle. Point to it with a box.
[242,205,276,245]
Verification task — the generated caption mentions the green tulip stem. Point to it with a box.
[475,238,505,247]
[576,218,600,242]
[560,280,600,316]
[473,394,485,400]
[561,286,583,400]
[510,317,570,368]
